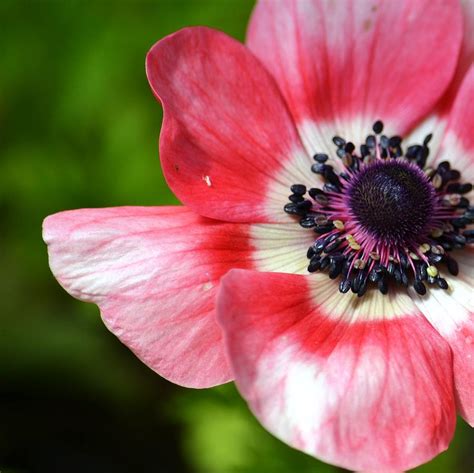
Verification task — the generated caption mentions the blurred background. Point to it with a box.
[0,1,472,472]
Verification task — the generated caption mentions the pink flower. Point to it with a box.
[43,0,473,471]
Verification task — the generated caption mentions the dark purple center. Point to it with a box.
[348,160,435,245]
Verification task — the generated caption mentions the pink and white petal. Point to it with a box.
[430,66,474,182]
[43,207,318,387]
[410,248,474,425]
[247,0,463,160]
[421,0,474,140]
[146,27,312,224]
[409,0,474,151]
[218,270,456,472]
[43,206,258,388]
[409,0,474,157]
[439,0,474,115]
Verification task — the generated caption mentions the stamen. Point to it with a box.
[284,119,473,296]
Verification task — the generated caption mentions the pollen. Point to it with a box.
[349,241,361,251]
[419,243,431,254]
[432,173,443,189]
[354,259,366,270]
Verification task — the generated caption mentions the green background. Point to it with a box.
[0,1,472,472]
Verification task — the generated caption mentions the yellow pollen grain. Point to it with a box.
[419,243,431,254]
[354,259,366,269]
[424,167,435,178]
[333,220,345,230]
[431,228,443,238]
[409,252,420,260]
[432,173,443,189]
[427,265,439,277]
[350,241,361,251]
[431,244,445,255]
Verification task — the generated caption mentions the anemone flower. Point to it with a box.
[43,0,473,471]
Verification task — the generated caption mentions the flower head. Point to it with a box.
[43,0,473,471]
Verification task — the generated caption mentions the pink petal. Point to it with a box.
[43,207,315,387]
[432,66,474,182]
[43,206,252,387]
[218,270,456,472]
[146,27,311,224]
[410,248,474,425]
[436,0,474,117]
[406,2,474,157]
[247,0,462,153]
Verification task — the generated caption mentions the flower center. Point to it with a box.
[284,120,473,296]
[347,160,435,246]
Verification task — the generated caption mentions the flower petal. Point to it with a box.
[406,0,474,159]
[431,66,474,182]
[146,27,311,224]
[435,0,474,118]
[410,248,474,425]
[218,270,456,472]
[43,207,315,387]
[43,206,253,387]
[247,0,462,156]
